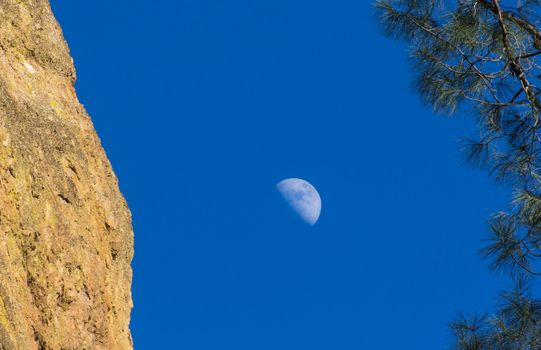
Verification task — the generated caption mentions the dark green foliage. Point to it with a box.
[374,0,541,348]
[448,276,541,349]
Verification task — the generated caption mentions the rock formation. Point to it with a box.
[0,1,134,349]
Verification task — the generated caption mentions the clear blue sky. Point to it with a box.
[51,1,509,349]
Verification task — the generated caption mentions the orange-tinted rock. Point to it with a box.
[0,1,134,349]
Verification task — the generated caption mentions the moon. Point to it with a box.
[276,178,321,226]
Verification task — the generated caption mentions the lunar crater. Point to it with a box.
[276,178,321,226]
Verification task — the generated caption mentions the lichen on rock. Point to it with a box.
[0,1,134,349]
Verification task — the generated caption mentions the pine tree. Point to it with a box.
[374,1,541,348]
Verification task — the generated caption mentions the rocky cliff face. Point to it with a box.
[0,1,134,349]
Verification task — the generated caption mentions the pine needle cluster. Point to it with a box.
[375,1,541,348]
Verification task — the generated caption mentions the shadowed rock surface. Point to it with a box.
[0,1,134,349]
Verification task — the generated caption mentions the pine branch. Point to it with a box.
[478,0,541,39]
[374,0,541,345]
[491,0,541,125]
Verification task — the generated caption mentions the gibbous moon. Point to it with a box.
[276,178,321,226]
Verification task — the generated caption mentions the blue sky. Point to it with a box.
[51,1,509,349]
